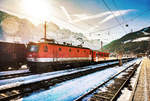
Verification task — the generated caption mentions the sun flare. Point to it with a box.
[21,0,53,24]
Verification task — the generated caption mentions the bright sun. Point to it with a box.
[22,0,53,24]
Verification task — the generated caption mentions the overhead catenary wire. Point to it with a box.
[87,8,150,34]
[45,3,150,36]
[53,3,150,44]
[101,0,128,34]
[47,2,150,46]
[112,0,132,31]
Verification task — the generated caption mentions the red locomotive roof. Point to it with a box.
[28,42,91,50]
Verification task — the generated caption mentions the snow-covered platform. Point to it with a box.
[132,57,150,101]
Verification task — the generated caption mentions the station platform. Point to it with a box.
[132,57,150,101]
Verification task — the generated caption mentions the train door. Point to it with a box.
[91,51,94,62]
[96,52,98,62]
[89,50,92,61]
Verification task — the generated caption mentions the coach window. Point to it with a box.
[59,48,61,51]
[44,46,48,52]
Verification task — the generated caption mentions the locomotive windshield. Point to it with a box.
[28,45,39,52]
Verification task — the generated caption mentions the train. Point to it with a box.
[26,39,112,73]
[0,40,113,72]
[0,23,134,72]
[0,42,27,70]
[26,22,123,73]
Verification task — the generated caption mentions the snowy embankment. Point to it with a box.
[18,59,139,101]
[0,61,117,90]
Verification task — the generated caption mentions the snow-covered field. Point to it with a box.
[17,59,139,101]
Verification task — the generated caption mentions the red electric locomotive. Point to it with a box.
[27,39,93,72]
[26,22,110,73]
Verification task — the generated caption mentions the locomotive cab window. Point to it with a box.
[44,46,48,52]
[28,45,39,52]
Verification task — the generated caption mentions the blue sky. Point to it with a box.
[0,0,150,44]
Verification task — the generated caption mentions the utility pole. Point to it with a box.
[44,21,47,41]
[101,41,103,50]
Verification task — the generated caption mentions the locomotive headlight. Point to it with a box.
[21,0,53,23]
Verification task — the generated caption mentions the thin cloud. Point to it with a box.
[87,9,135,32]
[99,9,135,24]
[72,12,111,23]
[60,6,72,23]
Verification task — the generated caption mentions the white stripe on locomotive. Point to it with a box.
[27,57,92,62]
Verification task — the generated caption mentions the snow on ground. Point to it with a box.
[117,58,142,101]
[117,58,141,78]
[116,72,128,78]
[21,65,28,69]
[82,79,115,101]
[118,88,132,101]
[124,40,131,44]
[132,37,150,42]
[142,31,150,35]
[0,62,113,90]
[0,69,29,76]
[17,59,138,101]
[82,80,114,101]
[123,37,150,44]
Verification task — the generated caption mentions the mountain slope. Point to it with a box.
[103,27,150,54]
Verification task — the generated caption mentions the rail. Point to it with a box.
[0,59,134,100]
[74,61,141,101]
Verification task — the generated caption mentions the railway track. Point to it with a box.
[74,60,141,101]
[0,59,134,101]
[0,60,128,101]
[0,72,33,80]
